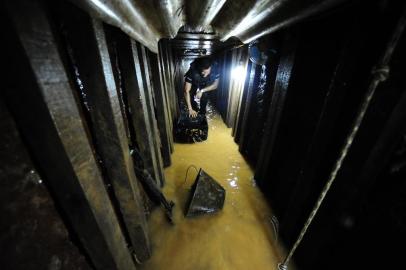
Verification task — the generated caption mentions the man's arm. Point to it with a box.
[196,79,219,99]
[184,81,197,117]
[201,79,219,93]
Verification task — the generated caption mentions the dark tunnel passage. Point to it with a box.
[1,0,406,270]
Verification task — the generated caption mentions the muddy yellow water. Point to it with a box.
[141,111,282,270]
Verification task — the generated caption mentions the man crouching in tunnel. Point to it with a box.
[184,56,219,117]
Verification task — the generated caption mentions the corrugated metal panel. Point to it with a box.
[72,0,345,52]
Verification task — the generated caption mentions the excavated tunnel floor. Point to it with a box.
[141,105,283,270]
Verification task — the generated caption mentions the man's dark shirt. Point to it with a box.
[184,62,220,96]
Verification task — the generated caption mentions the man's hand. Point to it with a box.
[188,108,198,118]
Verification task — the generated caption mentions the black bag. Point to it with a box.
[174,113,208,143]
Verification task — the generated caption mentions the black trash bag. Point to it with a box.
[174,113,208,143]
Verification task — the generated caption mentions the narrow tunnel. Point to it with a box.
[1,0,406,270]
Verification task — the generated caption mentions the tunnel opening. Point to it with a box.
[2,0,406,270]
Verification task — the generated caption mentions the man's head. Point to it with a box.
[195,57,212,78]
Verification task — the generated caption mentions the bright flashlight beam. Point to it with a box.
[231,65,246,80]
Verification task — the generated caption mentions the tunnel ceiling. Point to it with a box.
[72,0,346,53]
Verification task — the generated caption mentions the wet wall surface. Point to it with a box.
[244,1,406,269]
[0,102,91,270]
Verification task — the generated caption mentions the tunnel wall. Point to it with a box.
[2,0,174,268]
[228,1,406,269]
[2,0,406,269]
[0,99,92,270]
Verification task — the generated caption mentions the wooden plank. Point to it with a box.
[103,24,134,144]
[0,99,92,269]
[232,48,249,136]
[225,49,238,127]
[3,1,137,269]
[158,40,175,149]
[217,53,226,119]
[167,42,180,118]
[278,42,356,240]
[216,55,224,112]
[220,51,233,123]
[116,35,164,187]
[137,44,166,186]
[236,61,257,147]
[57,10,151,261]
[226,48,247,128]
[160,39,178,120]
[148,51,172,167]
[255,35,296,186]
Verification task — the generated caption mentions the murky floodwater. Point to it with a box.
[141,109,283,270]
